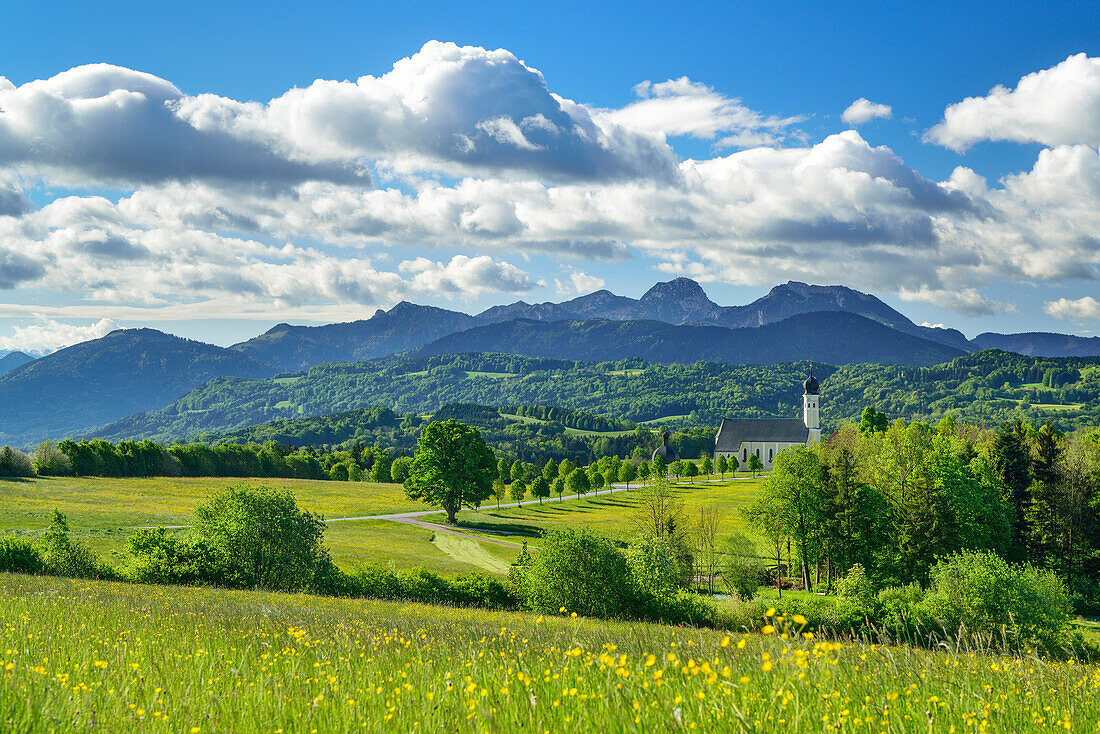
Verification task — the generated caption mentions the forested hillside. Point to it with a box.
[198,402,680,463]
[826,350,1100,429]
[94,354,821,443]
[91,350,1100,444]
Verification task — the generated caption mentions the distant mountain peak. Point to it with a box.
[386,300,458,317]
[641,277,710,303]
[0,350,36,378]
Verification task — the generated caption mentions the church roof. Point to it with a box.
[652,428,680,463]
[714,418,809,452]
[652,444,680,463]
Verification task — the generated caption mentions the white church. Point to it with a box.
[713,371,821,470]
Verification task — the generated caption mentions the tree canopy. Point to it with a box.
[403,420,497,524]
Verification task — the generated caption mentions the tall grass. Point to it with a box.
[1,573,1095,732]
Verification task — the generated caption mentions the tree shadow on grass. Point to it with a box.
[0,476,34,484]
[585,498,634,508]
[453,518,543,537]
[515,504,596,517]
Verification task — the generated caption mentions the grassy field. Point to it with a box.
[498,412,636,437]
[0,475,759,576]
[0,475,425,567]
[324,520,521,574]
[1030,403,1085,411]
[1,573,1094,732]
[431,477,768,553]
[639,414,691,424]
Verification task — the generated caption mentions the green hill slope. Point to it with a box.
[0,329,274,447]
[89,350,1100,445]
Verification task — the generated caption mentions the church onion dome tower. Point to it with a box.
[652,429,680,463]
[803,367,821,444]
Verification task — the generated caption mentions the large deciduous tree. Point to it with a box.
[747,446,824,592]
[404,420,496,524]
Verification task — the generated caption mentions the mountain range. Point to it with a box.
[412,311,964,366]
[2,277,1099,447]
[223,279,982,371]
[0,329,272,446]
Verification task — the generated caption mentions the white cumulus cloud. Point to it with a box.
[0,43,678,188]
[0,48,1098,328]
[398,255,534,297]
[926,53,1100,150]
[601,77,803,148]
[554,269,606,295]
[1045,296,1100,321]
[841,98,893,126]
[0,317,119,354]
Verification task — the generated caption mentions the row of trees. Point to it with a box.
[747,417,1100,611]
[0,438,402,483]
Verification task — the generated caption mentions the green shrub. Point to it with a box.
[344,564,405,598]
[0,536,43,574]
[38,511,103,579]
[448,572,515,609]
[835,564,876,609]
[341,564,516,609]
[917,550,1072,652]
[121,528,222,586]
[513,528,636,618]
[191,485,334,592]
[646,589,719,627]
[626,535,683,598]
[876,584,926,638]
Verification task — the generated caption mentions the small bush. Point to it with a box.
[876,584,926,638]
[647,589,719,627]
[626,535,683,598]
[0,536,43,574]
[448,572,515,609]
[341,564,517,609]
[191,485,333,592]
[835,564,876,609]
[917,550,1072,652]
[121,528,222,586]
[723,557,764,601]
[38,511,102,579]
[513,528,637,618]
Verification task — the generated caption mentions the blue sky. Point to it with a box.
[0,0,1098,351]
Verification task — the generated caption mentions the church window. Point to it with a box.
[742,448,747,462]
[769,448,773,462]
[755,448,760,459]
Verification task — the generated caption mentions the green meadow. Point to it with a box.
[434,476,766,552]
[0,473,756,574]
[1,573,1095,733]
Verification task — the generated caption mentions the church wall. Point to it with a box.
[715,441,805,471]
